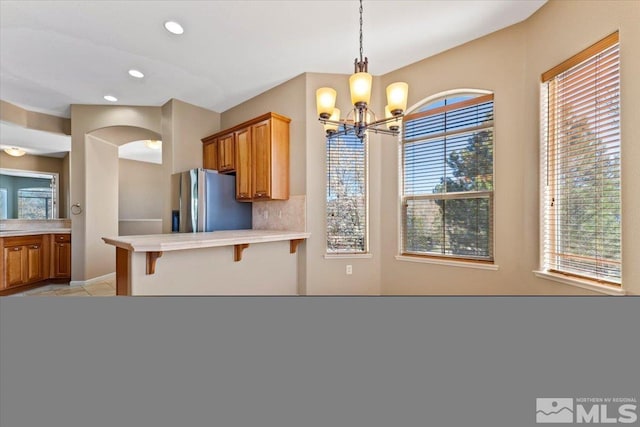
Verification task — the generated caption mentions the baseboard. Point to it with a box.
[70,272,116,287]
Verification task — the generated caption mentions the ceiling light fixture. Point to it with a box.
[104,95,118,102]
[164,21,184,35]
[128,69,144,78]
[144,140,162,150]
[316,0,408,140]
[4,147,26,157]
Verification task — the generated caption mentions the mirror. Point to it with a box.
[0,169,59,219]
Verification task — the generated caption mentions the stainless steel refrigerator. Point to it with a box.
[171,168,252,232]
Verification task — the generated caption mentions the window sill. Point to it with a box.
[324,253,373,260]
[395,255,499,271]
[533,270,625,296]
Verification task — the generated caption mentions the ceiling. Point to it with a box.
[0,0,547,157]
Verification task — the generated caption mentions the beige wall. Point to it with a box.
[85,135,119,279]
[118,159,164,219]
[221,73,310,292]
[0,152,69,218]
[70,105,163,281]
[379,0,639,295]
[160,99,221,233]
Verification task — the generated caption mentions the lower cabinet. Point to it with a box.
[0,233,71,292]
[2,235,45,289]
[52,234,72,278]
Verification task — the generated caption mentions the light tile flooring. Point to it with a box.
[8,278,116,297]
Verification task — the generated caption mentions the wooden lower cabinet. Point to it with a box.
[52,234,72,278]
[0,233,71,293]
[2,235,46,289]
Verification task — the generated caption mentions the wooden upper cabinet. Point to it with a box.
[203,140,218,170]
[251,119,272,200]
[235,128,252,201]
[201,112,290,201]
[217,133,235,173]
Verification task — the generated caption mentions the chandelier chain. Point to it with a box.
[359,0,363,63]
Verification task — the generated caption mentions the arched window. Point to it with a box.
[400,90,494,262]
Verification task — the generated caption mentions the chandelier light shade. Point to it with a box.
[324,108,341,133]
[316,87,337,119]
[349,71,372,106]
[317,0,408,139]
[4,147,26,157]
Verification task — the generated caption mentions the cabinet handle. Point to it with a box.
[30,245,40,249]
[12,247,21,251]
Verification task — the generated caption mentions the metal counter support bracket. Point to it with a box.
[146,251,163,275]
[234,244,249,262]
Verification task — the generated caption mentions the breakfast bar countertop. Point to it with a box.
[102,229,311,253]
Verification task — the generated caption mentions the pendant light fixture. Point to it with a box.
[316,0,408,139]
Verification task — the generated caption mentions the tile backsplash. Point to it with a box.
[252,195,306,232]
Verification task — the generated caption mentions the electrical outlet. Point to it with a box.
[263,211,268,220]
[278,210,282,219]
[346,265,352,275]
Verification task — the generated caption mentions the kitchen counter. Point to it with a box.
[102,229,310,253]
[0,229,71,237]
[102,229,310,296]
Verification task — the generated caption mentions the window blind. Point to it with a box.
[401,94,494,260]
[541,32,621,284]
[326,133,368,254]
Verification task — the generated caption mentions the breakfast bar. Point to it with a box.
[103,230,310,296]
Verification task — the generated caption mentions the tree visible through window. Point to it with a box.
[326,133,368,254]
[18,188,53,219]
[401,92,494,261]
[541,32,621,285]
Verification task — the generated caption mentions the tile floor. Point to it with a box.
[7,278,116,297]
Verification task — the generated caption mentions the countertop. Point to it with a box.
[102,229,311,252]
[0,229,71,237]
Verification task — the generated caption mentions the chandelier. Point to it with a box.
[316,0,408,139]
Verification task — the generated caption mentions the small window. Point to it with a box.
[540,32,621,285]
[18,187,54,219]
[326,133,368,254]
[401,92,494,261]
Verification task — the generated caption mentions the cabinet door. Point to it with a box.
[234,128,252,201]
[218,134,235,173]
[203,141,218,170]
[251,120,272,199]
[53,242,72,278]
[4,246,26,288]
[26,243,44,283]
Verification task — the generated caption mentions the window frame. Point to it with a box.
[325,132,370,256]
[398,89,495,264]
[538,32,621,289]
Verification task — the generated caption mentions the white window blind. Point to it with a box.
[401,93,494,261]
[326,133,368,254]
[541,32,621,285]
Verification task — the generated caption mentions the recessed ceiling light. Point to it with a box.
[104,95,118,102]
[128,69,144,79]
[164,21,184,35]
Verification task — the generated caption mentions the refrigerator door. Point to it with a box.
[203,171,252,231]
[174,169,206,232]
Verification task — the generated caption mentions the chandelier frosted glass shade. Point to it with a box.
[316,87,337,119]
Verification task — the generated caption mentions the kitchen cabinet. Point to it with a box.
[234,127,252,201]
[52,234,71,278]
[203,112,290,202]
[0,233,71,293]
[217,133,235,173]
[1,235,46,289]
[203,140,218,170]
